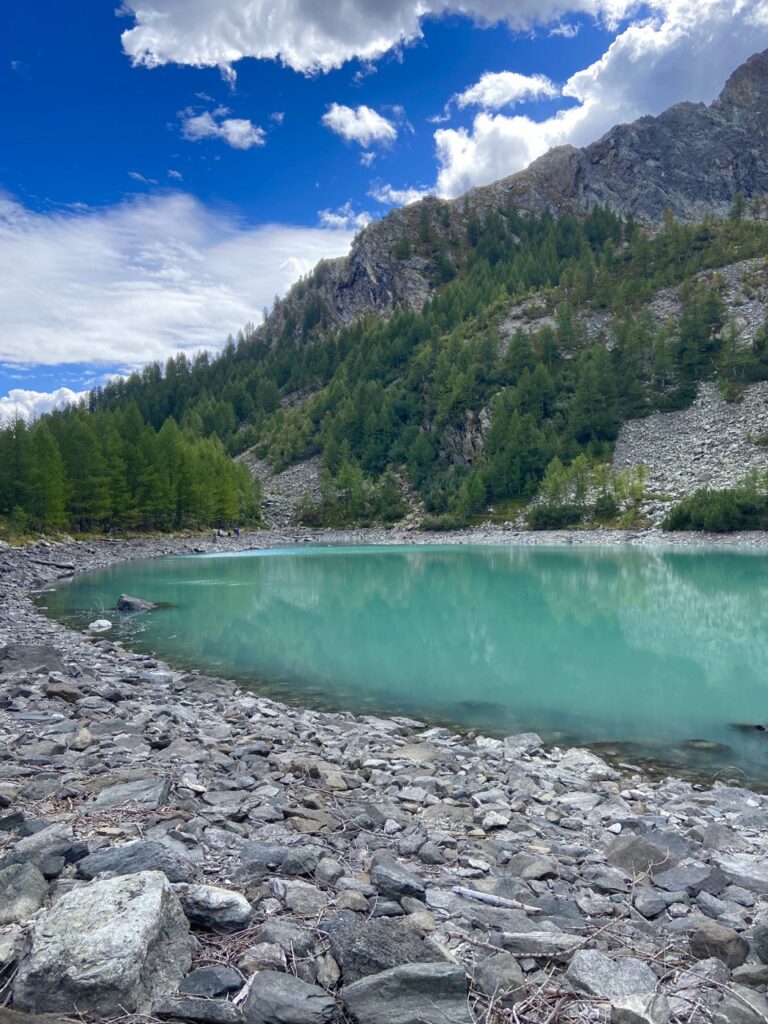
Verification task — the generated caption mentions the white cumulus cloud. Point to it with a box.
[456,70,559,109]
[0,191,356,371]
[0,387,85,425]
[181,107,265,149]
[321,104,397,147]
[119,2,639,76]
[435,0,768,197]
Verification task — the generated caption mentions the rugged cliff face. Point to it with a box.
[260,48,768,347]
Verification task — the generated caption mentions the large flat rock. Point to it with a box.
[13,870,190,1016]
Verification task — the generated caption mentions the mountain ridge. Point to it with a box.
[259,48,768,348]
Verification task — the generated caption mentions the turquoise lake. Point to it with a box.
[39,545,768,785]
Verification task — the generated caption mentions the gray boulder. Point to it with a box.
[180,965,244,998]
[78,839,195,882]
[473,952,525,1003]
[13,871,190,1016]
[0,644,65,676]
[689,921,749,968]
[606,831,698,877]
[322,911,444,983]
[90,776,170,810]
[611,994,671,1024]
[652,862,727,897]
[343,963,472,1024]
[751,912,768,964]
[0,862,48,926]
[713,855,768,895]
[566,950,658,1000]
[503,733,543,758]
[713,984,768,1024]
[176,883,253,932]
[242,971,336,1024]
[370,852,426,901]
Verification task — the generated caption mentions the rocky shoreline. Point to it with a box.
[2,529,768,1024]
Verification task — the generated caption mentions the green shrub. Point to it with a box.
[527,504,584,530]
[664,487,768,532]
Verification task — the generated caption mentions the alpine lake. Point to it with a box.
[38,544,768,788]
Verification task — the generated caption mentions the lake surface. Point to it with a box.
[39,545,768,785]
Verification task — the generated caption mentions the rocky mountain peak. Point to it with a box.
[258,48,768,348]
[715,47,768,124]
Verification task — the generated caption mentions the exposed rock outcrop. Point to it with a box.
[259,50,768,347]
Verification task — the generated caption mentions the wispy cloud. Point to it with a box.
[0,191,356,369]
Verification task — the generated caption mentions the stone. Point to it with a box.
[153,996,243,1024]
[634,887,668,919]
[370,852,426,901]
[501,932,583,960]
[566,950,658,1000]
[90,776,170,810]
[611,994,671,1024]
[13,871,190,1016]
[238,943,287,974]
[557,748,619,781]
[689,921,749,968]
[315,857,343,885]
[236,843,289,882]
[282,847,322,877]
[503,733,543,758]
[117,594,156,613]
[176,884,253,933]
[253,921,314,958]
[0,862,48,926]
[242,971,336,1024]
[0,925,25,972]
[713,984,768,1024]
[714,855,768,895]
[0,644,65,676]
[78,839,196,883]
[88,619,112,632]
[323,911,444,983]
[270,879,327,918]
[752,912,768,964]
[179,966,244,998]
[473,952,525,1002]
[606,831,697,877]
[342,963,472,1024]
[652,862,727,896]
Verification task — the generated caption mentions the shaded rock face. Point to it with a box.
[12,871,190,1016]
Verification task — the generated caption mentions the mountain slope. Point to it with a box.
[261,48,768,346]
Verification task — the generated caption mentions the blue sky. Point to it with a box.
[1,0,767,420]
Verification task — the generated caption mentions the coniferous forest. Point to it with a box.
[3,200,768,533]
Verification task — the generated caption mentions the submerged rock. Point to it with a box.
[117,594,156,613]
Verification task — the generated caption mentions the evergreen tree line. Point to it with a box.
[13,199,768,530]
[0,404,259,534]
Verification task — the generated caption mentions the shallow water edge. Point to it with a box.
[10,523,768,790]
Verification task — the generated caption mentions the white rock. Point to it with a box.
[88,618,112,632]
